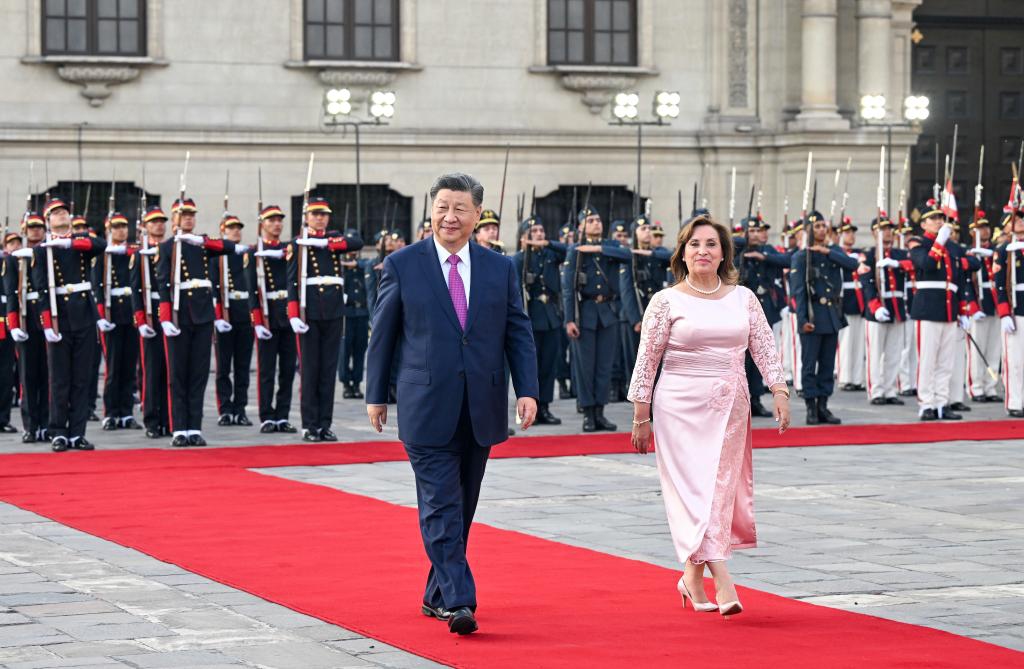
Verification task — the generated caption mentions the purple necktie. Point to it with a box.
[447,254,468,330]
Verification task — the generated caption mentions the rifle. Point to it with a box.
[781,195,789,246]
[520,186,536,313]
[973,145,985,297]
[1011,162,1020,313]
[630,198,649,311]
[18,171,31,323]
[44,193,59,337]
[139,172,153,328]
[298,153,315,322]
[171,151,190,328]
[255,167,269,319]
[837,157,853,230]
[876,146,887,300]
[933,142,941,204]
[727,167,736,231]
[220,170,231,317]
[103,171,115,313]
[698,163,708,210]
[896,151,910,248]
[497,144,510,222]
[680,187,686,230]
[573,183,592,328]
[800,152,815,325]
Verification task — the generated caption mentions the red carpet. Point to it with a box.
[1,441,1021,668]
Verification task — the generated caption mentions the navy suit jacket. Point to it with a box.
[365,238,539,447]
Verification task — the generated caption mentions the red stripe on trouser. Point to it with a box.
[163,334,175,433]
[255,336,262,419]
[213,333,222,416]
[99,332,109,416]
[138,335,147,410]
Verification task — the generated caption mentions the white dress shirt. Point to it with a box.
[433,237,471,304]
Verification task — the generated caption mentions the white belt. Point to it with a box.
[26,291,40,301]
[915,281,958,292]
[1016,285,1024,293]
[228,290,249,300]
[306,276,343,286]
[842,281,857,290]
[980,281,993,289]
[265,290,287,300]
[150,291,160,300]
[110,287,132,297]
[54,282,92,296]
[881,291,904,298]
[179,279,212,290]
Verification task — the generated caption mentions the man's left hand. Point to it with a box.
[516,397,537,431]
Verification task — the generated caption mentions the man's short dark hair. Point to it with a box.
[430,172,484,207]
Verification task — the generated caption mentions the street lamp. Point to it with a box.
[610,90,679,216]
[904,95,930,121]
[322,88,397,234]
[859,93,929,213]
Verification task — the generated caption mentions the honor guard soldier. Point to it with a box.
[649,222,673,287]
[859,215,912,404]
[338,230,370,399]
[994,205,1024,416]
[5,213,50,442]
[474,209,504,253]
[909,201,980,420]
[562,205,631,432]
[69,215,102,422]
[23,198,108,451]
[93,212,142,431]
[782,218,805,391]
[620,216,672,387]
[555,222,575,400]
[0,231,24,434]
[897,216,919,397]
[837,219,867,391]
[249,205,298,433]
[157,197,247,447]
[417,218,433,241]
[287,197,364,441]
[211,214,255,426]
[512,214,566,425]
[131,205,170,438]
[965,212,1001,402]
[609,220,632,401]
[790,211,860,425]
[366,228,400,315]
[734,214,790,417]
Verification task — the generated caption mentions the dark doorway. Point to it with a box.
[290,184,412,243]
[532,185,638,242]
[29,181,160,240]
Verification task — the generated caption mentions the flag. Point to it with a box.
[941,180,958,220]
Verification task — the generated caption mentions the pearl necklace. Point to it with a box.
[685,275,722,295]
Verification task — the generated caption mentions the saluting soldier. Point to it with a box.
[338,230,370,399]
[620,216,671,389]
[0,231,24,434]
[157,197,246,447]
[837,219,867,391]
[608,220,631,401]
[5,213,50,442]
[286,197,364,442]
[555,222,575,400]
[965,212,1001,402]
[211,214,255,427]
[248,205,298,434]
[994,205,1024,416]
[93,212,142,431]
[131,205,170,438]
[789,211,860,425]
[512,214,565,425]
[897,216,919,397]
[562,205,631,432]
[22,198,108,451]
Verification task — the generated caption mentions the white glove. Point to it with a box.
[176,233,204,247]
[255,249,284,259]
[1006,241,1024,253]
[1003,316,1017,334]
[138,324,157,339]
[105,244,127,255]
[780,306,790,318]
[96,318,116,333]
[967,247,994,258]
[44,327,62,343]
[254,324,273,340]
[234,244,251,255]
[958,315,971,330]
[9,328,28,343]
[214,319,233,333]
[936,224,953,246]
[161,321,180,337]
[13,248,33,258]
[972,310,986,322]
[873,306,891,323]
[43,238,72,249]
[876,257,900,269]
[138,246,158,256]
[296,237,328,248]
[290,317,309,334]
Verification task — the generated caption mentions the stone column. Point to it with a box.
[793,0,848,130]
[857,0,892,119]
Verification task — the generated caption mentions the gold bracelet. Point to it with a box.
[632,418,651,426]
[772,388,790,399]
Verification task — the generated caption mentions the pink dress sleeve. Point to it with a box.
[627,291,672,403]
[746,288,785,389]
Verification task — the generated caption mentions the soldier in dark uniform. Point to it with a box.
[0,231,25,434]
[417,218,433,241]
[837,219,867,391]
[157,198,246,447]
[734,214,790,417]
[365,228,400,403]
[474,209,505,254]
[789,211,860,425]
[555,222,575,399]
[286,197,364,442]
[22,198,108,451]
[92,212,142,431]
[562,206,631,431]
[69,215,102,423]
[512,214,565,425]
[649,222,673,287]
[897,216,919,396]
[249,205,298,433]
[620,216,672,388]
[338,230,370,399]
[608,220,631,401]
[131,205,170,438]
[211,214,255,426]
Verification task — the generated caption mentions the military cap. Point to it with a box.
[4,231,23,244]
[420,219,432,231]
[918,198,944,221]
[24,213,45,228]
[259,205,286,220]
[690,207,711,219]
[43,198,69,217]
[610,220,628,235]
[870,215,895,230]
[650,223,665,237]
[171,198,198,214]
[143,205,168,223]
[373,228,389,244]
[558,223,573,238]
[306,198,332,214]
[106,212,129,228]
[220,214,243,229]
[786,218,804,234]
[476,209,500,230]
[803,210,827,226]
[518,216,542,238]
[839,216,857,233]
[740,216,760,232]
[577,206,601,223]
[631,216,651,234]
[71,215,88,228]
[968,211,990,230]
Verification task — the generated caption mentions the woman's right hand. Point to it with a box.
[632,421,652,454]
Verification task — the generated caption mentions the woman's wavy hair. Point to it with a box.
[669,215,739,285]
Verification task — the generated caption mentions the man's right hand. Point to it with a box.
[161,321,181,338]
[367,404,387,433]
[801,322,815,333]
[566,322,580,339]
[290,317,309,334]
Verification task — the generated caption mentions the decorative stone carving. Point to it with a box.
[56,65,140,107]
[728,0,748,109]
[318,69,397,104]
[560,74,638,114]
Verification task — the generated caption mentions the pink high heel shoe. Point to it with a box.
[677,576,718,612]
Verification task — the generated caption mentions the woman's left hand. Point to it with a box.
[774,394,791,434]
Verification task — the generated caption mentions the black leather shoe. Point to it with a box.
[122,417,142,430]
[421,603,452,621]
[22,431,36,443]
[189,434,207,446]
[302,429,321,442]
[840,383,857,391]
[750,400,773,417]
[277,422,298,434]
[72,438,94,451]
[899,388,917,397]
[920,408,939,421]
[235,415,252,427]
[948,401,971,412]
[582,407,597,432]
[319,428,337,441]
[870,397,888,406]
[939,407,962,420]
[342,384,356,399]
[534,404,562,425]
[1009,409,1024,418]
[145,429,162,439]
[170,434,190,447]
[594,406,617,431]
[508,428,515,437]
[217,414,233,426]
[101,417,119,431]
[51,436,69,452]
[260,421,278,434]
[885,397,905,405]
[805,399,819,425]
[985,395,1002,403]
[447,607,478,635]
[352,385,364,399]
[87,411,100,422]
[558,379,571,400]
[971,394,988,403]
[817,398,841,425]
[0,424,17,433]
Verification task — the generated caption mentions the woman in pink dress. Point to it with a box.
[628,215,790,617]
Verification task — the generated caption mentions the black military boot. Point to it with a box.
[817,397,841,424]
[535,403,562,425]
[342,384,356,399]
[750,399,773,418]
[594,406,617,431]
[805,398,819,425]
[352,384,364,399]
[582,407,597,432]
[558,379,572,400]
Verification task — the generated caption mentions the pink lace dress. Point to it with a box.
[627,286,785,564]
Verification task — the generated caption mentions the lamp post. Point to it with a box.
[322,88,396,234]
[610,91,679,217]
[859,94,929,211]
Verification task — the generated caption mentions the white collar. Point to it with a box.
[433,237,470,267]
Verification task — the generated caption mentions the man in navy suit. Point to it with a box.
[365,172,539,635]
